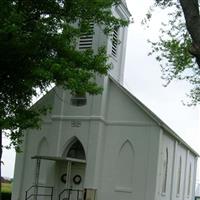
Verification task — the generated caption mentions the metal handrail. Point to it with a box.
[26,185,53,193]
[25,185,54,200]
[26,185,35,193]
[58,188,83,200]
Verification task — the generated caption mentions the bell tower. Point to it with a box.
[107,1,131,84]
[77,0,131,84]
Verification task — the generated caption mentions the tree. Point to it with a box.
[147,0,200,105]
[0,0,128,191]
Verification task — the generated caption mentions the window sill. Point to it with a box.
[115,186,132,193]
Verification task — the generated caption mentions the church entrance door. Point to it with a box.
[58,138,86,200]
[58,159,86,200]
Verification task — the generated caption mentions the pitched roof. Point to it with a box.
[109,75,199,157]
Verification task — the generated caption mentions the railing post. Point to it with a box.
[77,190,79,200]
[25,191,27,200]
[34,158,41,200]
[51,187,53,200]
[68,189,71,200]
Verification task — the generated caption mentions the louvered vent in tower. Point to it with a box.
[78,23,94,50]
[112,27,119,57]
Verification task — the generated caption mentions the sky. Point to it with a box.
[2,0,200,187]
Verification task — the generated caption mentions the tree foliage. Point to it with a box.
[146,0,200,105]
[0,0,128,150]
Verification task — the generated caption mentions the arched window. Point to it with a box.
[176,156,182,195]
[187,163,192,196]
[66,139,86,160]
[116,140,134,189]
[37,137,49,184]
[162,148,168,194]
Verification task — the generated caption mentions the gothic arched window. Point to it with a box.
[176,156,182,195]
[116,140,134,188]
[187,163,192,196]
[67,139,86,160]
[162,148,168,194]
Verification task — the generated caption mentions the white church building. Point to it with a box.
[12,1,198,200]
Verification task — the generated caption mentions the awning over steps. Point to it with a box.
[31,155,86,163]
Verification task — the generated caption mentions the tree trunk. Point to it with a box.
[179,0,200,66]
[0,128,2,200]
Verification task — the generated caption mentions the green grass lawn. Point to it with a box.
[2,182,12,193]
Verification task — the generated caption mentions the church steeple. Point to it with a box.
[77,1,131,84]
[121,0,128,7]
[107,1,131,83]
